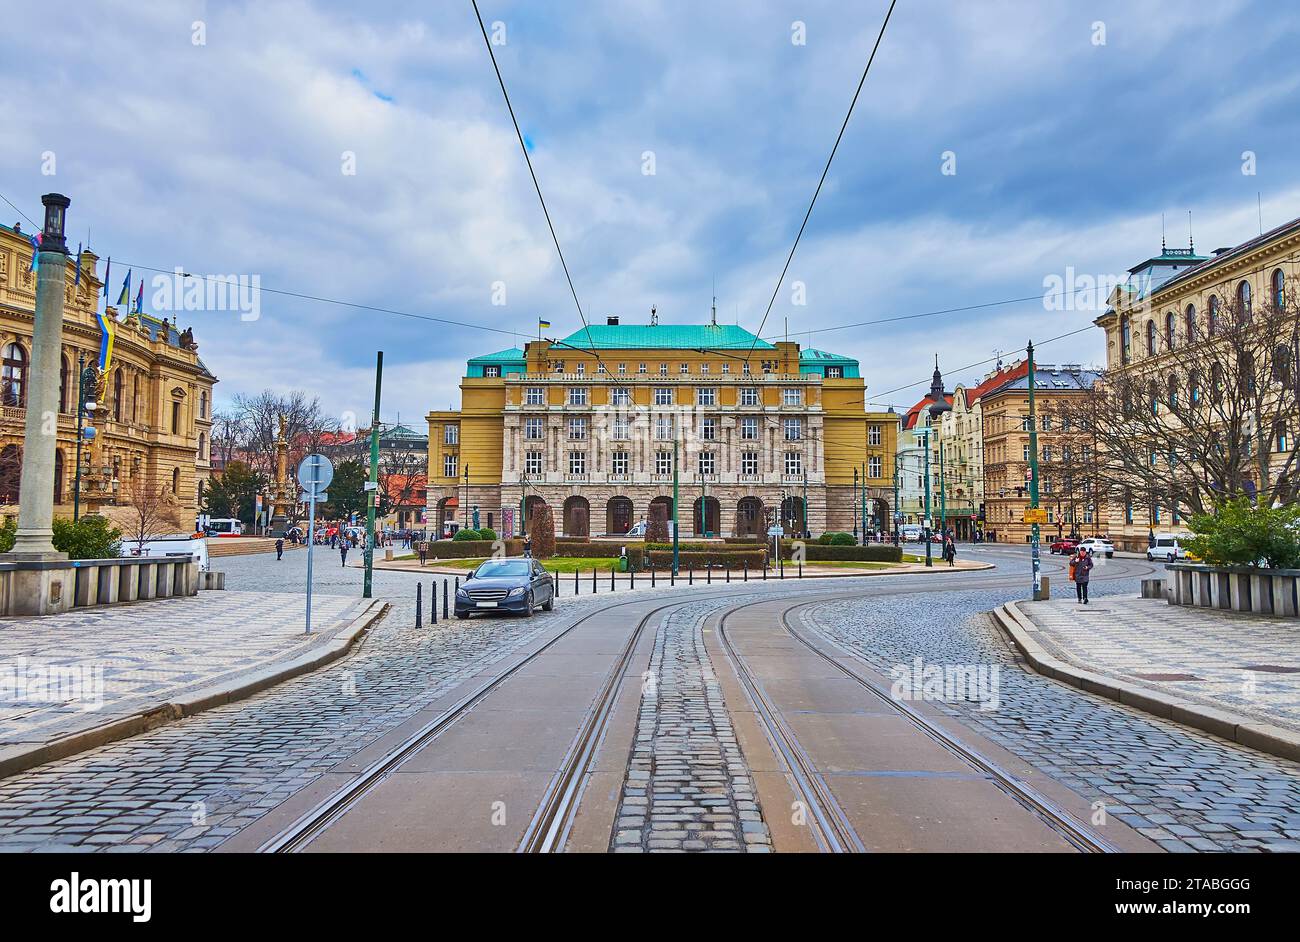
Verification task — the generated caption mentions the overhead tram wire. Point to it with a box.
[470,0,610,379]
[743,0,899,369]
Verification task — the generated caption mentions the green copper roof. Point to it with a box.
[466,346,526,378]
[468,347,525,363]
[798,347,860,378]
[557,323,776,351]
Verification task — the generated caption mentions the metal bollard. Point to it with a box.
[592,566,597,593]
[670,567,675,587]
[743,562,747,582]
[689,564,693,585]
[631,567,636,590]
[431,581,438,624]
[416,582,423,628]
[610,565,615,591]
[442,579,449,619]
[799,562,803,579]
[575,568,579,594]
[726,567,730,583]
[707,564,711,585]
[651,566,656,588]
[554,569,559,596]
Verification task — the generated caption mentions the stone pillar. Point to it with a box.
[1273,575,1298,617]
[5,195,71,560]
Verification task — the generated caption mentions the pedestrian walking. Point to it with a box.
[340,542,348,567]
[943,537,956,567]
[275,537,284,561]
[1071,546,1093,604]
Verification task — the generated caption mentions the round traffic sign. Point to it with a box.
[297,454,334,492]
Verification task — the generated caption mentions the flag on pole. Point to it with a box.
[134,279,143,314]
[74,242,82,286]
[116,269,131,306]
[102,257,111,297]
[27,233,40,271]
[97,304,116,372]
[538,318,551,329]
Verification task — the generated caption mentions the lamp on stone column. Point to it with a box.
[3,193,72,563]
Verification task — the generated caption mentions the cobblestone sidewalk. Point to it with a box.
[612,602,771,853]
[0,592,358,749]
[1022,596,1300,733]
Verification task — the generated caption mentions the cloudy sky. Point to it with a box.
[2,0,1298,424]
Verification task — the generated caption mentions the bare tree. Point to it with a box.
[122,474,181,547]
[231,390,339,480]
[1058,281,1300,519]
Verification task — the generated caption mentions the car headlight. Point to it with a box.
[456,587,469,598]
[506,586,527,598]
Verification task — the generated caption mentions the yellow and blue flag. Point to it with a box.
[116,269,131,307]
[538,317,551,329]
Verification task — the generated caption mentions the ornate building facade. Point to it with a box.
[426,318,898,538]
[0,222,216,523]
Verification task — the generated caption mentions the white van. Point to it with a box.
[1147,533,1192,562]
[121,534,210,572]
[900,524,923,542]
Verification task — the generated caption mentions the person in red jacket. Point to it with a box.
[1072,547,1094,604]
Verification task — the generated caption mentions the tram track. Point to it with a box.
[258,554,1149,853]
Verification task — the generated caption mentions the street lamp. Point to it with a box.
[462,463,471,529]
[72,353,99,522]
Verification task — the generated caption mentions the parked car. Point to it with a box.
[900,524,923,542]
[122,534,210,572]
[1078,537,1115,558]
[1049,537,1080,555]
[1147,533,1193,562]
[624,520,676,539]
[454,557,555,618]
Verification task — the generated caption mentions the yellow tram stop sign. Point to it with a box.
[1022,508,1048,525]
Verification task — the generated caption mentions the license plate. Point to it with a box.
[476,601,498,608]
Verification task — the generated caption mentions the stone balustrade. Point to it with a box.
[0,556,200,616]
[1166,563,1300,617]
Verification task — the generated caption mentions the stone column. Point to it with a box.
[6,194,71,560]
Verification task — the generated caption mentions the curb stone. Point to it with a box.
[991,601,1300,764]
[0,599,389,781]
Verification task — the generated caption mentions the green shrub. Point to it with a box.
[827,532,856,546]
[477,527,497,542]
[646,548,768,569]
[452,528,481,541]
[1184,497,1300,569]
[427,538,524,559]
[779,541,902,563]
[0,517,14,553]
[52,515,122,560]
[551,542,627,558]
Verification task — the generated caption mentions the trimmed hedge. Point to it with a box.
[646,548,768,569]
[428,538,524,559]
[451,529,482,542]
[818,531,856,546]
[551,542,628,558]
[723,536,764,544]
[778,541,902,563]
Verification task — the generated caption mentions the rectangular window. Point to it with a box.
[525,387,545,405]
[444,454,458,478]
[742,361,751,375]
[785,452,802,476]
[551,360,565,373]
[698,451,716,474]
[868,425,881,446]
[568,387,589,406]
[654,416,674,440]
[721,363,730,374]
[524,418,544,440]
[611,415,630,440]
[617,362,627,375]
[868,456,882,478]
[700,418,717,441]
[569,452,586,475]
[783,418,802,441]
[655,451,673,475]
[741,451,758,475]
[612,451,629,474]
[611,387,631,406]
[740,387,760,406]
[596,362,607,374]
[654,387,673,406]
[679,362,689,374]
[696,386,718,406]
[524,451,543,475]
[575,362,585,376]
[825,366,843,378]
[568,417,588,440]
[700,362,710,375]
[782,387,803,406]
[740,417,758,440]
[1023,445,1031,462]
[638,363,647,374]
[444,425,459,445]
[659,363,668,376]
[172,401,181,434]
[483,365,501,378]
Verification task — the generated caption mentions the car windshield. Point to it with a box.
[474,560,530,578]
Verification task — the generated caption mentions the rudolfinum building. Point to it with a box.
[425,316,899,538]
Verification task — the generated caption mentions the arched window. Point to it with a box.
[132,374,140,423]
[172,467,180,495]
[1145,320,1157,355]
[198,432,207,461]
[1120,315,1132,364]
[1238,280,1252,320]
[1148,380,1160,416]
[1208,295,1220,334]
[1185,302,1196,339]
[1274,269,1287,311]
[199,391,208,419]
[1188,370,1202,404]
[1211,361,1225,397]
[1164,311,1175,350]
[53,450,64,504]
[59,355,70,414]
[2,343,27,407]
[113,368,123,422]
[0,444,20,503]
[1167,375,1179,410]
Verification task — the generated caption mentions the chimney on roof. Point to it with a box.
[607,315,619,326]
[1213,247,1231,256]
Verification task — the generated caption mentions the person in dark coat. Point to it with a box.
[340,542,349,567]
[1073,547,1094,603]
[275,537,284,561]
[943,537,956,567]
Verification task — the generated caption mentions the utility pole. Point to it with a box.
[363,351,382,600]
[860,461,867,545]
[892,453,900,546]
[1027,340,1042,599]
[923,428,933,567]
[72,354,97,522]
[802,468,809,538]
[939,440,947,536]
[852,466,859,542]
[671,436,680,575]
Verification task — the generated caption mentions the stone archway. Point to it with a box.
[692,496,720,536]
[563,495,590,538]
[648,496,674,537]
[606,496,633,535]
[522,495,547,535]
[780,495,806,536]
[734,497,763,537]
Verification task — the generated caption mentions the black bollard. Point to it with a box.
[416,582,423,628]
[651,566,656,588]
[592,566,597,593]
[610,565,615,591]
[726,566,730,583]
[707,564,711,584]
[743,562,747,582]
[631,567,636,590]
[799,561,803,579]
[442,579,449,619]
[575,568,579,594]
[431,581,438,624]
[689,563,693,585]
[553,569,559,597]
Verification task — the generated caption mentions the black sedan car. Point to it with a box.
[454,557,555,618]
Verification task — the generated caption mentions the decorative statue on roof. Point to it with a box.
[179,326,196,350]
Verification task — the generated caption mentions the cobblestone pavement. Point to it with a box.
[1023,596,1300,732]
[0,592,358,747]
[803,570,1300,853]
[612,602,770,853]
